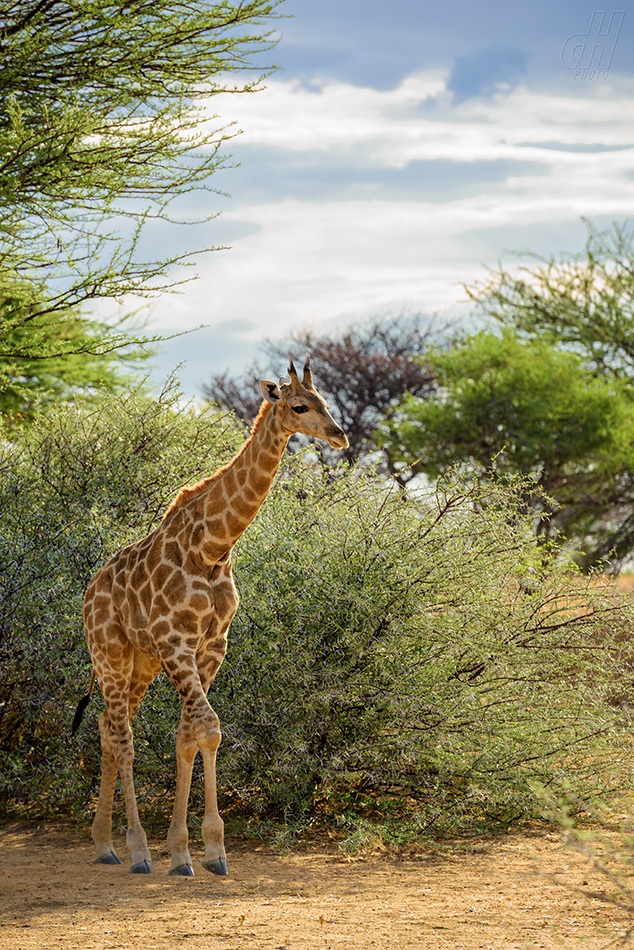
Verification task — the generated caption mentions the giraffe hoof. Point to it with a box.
[169,864,195,877]
[202,858,227,876]
[130,860,152,874]
[94,852,122,866]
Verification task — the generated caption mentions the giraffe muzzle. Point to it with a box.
[327,428,349,450]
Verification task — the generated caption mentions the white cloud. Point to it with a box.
[209,72,634,165]
[206,72,449,157]
[140,72,634,387]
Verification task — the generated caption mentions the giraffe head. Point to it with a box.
[259,356,349,450]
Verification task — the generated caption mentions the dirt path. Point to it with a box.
[0,820,629,949]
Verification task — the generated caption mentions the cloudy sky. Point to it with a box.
[134,0,634,397]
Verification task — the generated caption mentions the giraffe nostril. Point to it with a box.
[327,427,348,448]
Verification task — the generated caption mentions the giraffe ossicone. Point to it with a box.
[75,361,348,876]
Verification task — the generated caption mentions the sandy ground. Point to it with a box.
[0,819,630,950]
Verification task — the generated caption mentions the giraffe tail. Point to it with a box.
[71,669,96,735]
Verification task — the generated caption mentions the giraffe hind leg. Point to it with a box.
[91,647,160,873]
[125,651,162,873]
[92,718,122,865]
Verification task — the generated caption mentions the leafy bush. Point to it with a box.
[0,379,242,814]
[1,387,633,841]
[221,465,634,837]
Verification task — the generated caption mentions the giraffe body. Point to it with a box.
[80,359,347,876]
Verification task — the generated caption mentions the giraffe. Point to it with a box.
[73,357,348,877]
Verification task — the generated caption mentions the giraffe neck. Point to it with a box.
[198,402,289,562]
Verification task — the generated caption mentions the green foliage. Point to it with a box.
[468,219,634,379]
[0,0,282,425]
[223,465,634,836]
[455,219,634,563]
[0,0,281,312]
[381,329,634,547]
[1,388,633,841]
[0,278,153,422]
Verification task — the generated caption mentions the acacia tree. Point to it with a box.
[467,219,634,378]
[380,329,634,551]
[459,219,634,562]
[0,0,281,408]
[380,222,634,563]
[0,279,153,420]
[203,314,438,480]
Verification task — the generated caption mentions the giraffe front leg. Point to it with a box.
[196,624,232,875]
[166,714,198,876]
[164,671,227,875]
[167,698,226,876]
[199,719,226,876]
[166,713,226,876]
[161,568,234,877]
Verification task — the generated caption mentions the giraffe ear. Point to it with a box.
[259,379,282,403]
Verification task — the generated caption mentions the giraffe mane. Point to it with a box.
[162,400,273,520]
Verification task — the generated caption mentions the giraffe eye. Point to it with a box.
[292,405,309,414]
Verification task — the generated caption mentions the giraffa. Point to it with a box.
[74,357,348,877]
